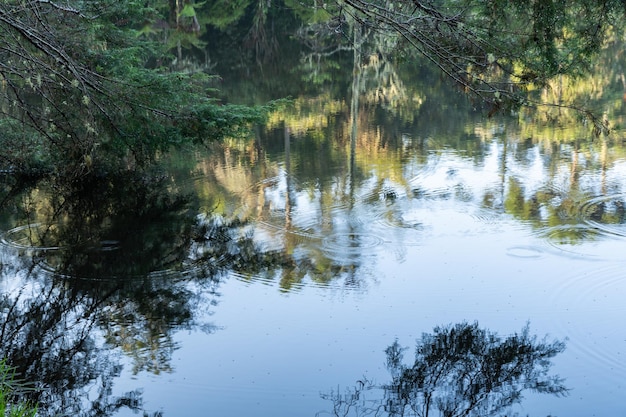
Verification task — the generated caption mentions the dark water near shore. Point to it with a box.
[2,38,626,416]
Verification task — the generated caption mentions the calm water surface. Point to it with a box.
[2,49,626,417]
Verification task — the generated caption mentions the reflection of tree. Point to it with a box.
[321,322,567,417]
[200,47,489,289]
[485,136,626,243]
[0,172,287,416]
[0,266,147,417]
[203,16,626,282]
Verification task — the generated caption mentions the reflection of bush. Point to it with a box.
[0,270,146,417]
[324,322,567,417]
[189,213,290,276]
[0,172,290,416]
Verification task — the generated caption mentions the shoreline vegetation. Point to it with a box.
[0,359,37,417]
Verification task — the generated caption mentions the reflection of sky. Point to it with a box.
[112,218,626,416]
[0,250,42,303]
[7,134,626,416]
[608,159,626,190]
[112,136,626,416]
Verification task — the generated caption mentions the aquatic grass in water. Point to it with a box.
[0,359,38,417]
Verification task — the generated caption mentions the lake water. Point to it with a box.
[1,40,626,416]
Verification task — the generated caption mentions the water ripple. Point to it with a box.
[321,232,386,263]
[322,232,386,251]
[541,224,602,246]
[580,193,626,238]
[505,245,545,259]
[1,223,65,251]
[548,265,626,382]
[411,187,453,200]
[470,207,503,224]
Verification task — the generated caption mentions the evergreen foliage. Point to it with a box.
[1,0,623,178]
[0,1,269,177]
